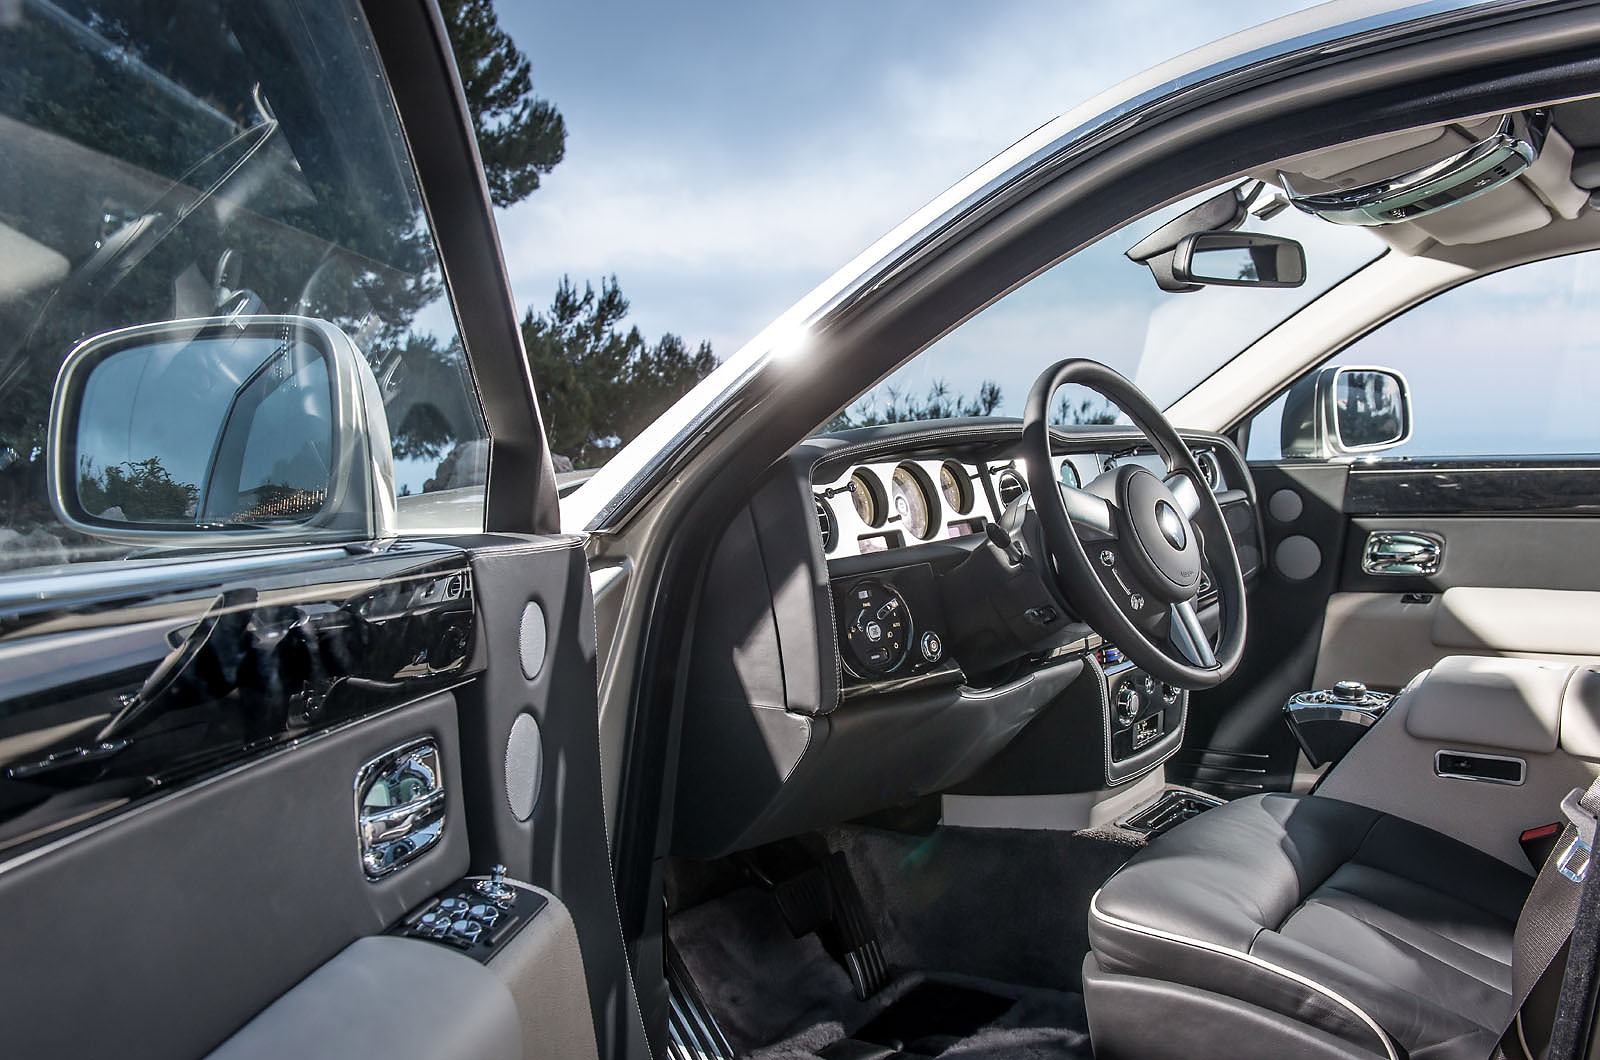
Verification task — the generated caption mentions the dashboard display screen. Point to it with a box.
[857,532,903,554]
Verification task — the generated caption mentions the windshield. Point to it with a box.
[828,184,1387,430]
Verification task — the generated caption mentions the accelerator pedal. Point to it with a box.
[824,852,889,1000]
[666,939,735,1060]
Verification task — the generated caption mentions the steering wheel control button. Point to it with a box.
[1128,593,1145,611]
[866,622,882,642]
[920,631,943,662]
[1100,550,1116,567]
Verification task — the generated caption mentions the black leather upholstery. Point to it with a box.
[1087,793,1535,1059]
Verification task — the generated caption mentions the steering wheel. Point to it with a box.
[1021,359,1246,689]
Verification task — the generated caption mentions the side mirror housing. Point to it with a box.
[1171,232,1307,288]
[1280,365,1412,460]
[48,315,396,548]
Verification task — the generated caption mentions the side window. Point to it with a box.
[1247,250,1600,461]
[0,0,488,576]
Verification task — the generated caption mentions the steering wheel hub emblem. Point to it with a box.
[1155,501,1186,549]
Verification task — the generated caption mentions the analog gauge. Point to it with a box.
[939,461,973,514]
[842,580,912,676]
[891,464,938,540]
[1059,458,1081,489]
[848,469,885,527]
[995,467,1027,509]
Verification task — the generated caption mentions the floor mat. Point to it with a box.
[850,981,1014,1051]
[666,825,1129,1059]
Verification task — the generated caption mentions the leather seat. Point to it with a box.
[1084,792,1536,1060]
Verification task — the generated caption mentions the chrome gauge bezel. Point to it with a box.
[849,469,887,527]
[939,460,974,515]
[891,462,941,541]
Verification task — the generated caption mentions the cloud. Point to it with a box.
[497,0,1309,354]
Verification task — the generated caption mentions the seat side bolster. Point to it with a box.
[1089,892,1399,1060]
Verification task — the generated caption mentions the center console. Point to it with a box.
[1283,679,1396,768]
[1100,646,1189,785]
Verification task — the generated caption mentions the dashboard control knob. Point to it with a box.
[1115,686,1140,727]
[1332,680,1368,702]
[920,631,942,662]
[1162,683,1181,704]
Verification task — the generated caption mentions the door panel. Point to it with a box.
[1186,459,1600,800]
[0,690,468,1058]
[0,536,628,1059]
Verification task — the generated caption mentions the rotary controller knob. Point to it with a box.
[1332,680,1368,702]
[1115,685,1141,727]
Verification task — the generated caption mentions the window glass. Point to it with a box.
[1247,251,1600,461]
[827,185,1384,430]
[0,0,486,574]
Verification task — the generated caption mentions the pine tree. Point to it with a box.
[439,0,566,208]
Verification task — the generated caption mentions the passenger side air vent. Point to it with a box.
[815,497,838,552]
[995,468,1027,508]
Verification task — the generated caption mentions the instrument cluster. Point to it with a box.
[814,457,996,558]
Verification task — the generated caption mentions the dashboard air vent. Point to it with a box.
[815,497,838,552]
[1194,450,1221,490]
[995,468,1027,508]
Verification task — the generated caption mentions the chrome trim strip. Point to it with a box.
[1089,892,1400,1060]
[1434,748,1526,786]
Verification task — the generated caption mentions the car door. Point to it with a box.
[1177,248,1600,798]
[0,2,640,1058]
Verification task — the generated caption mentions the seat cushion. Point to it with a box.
[1088,793,1534,1059]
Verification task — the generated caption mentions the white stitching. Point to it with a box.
[1089,892,1399,1060]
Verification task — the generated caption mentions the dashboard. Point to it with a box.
[670,418,1263,860]
[815,444,1235,562]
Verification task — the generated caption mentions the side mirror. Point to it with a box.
[1171,232,1306,288]
[48,315,396,547]
[1280,366,1412,459]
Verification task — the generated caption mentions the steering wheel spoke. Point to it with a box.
[1169,600,1217,669]
[1059,481,1116,541]
[1163,470,1203,520]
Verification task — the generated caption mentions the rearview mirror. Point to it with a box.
[1171,232,1306,288]
[1280,365,1412,459]
[48,316,395,547]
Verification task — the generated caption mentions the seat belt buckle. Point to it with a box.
[1558,788,1598,883]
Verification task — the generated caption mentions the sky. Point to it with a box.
[493,0,1314,370]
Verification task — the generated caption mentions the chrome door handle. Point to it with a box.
[1362,531,1443,576]
[356,739,445,879]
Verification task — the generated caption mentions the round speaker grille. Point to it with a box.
[519,601,547,681]
[505,712,543,822]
